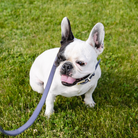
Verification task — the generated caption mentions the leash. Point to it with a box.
[0,58,57,136]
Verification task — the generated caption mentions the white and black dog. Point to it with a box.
[30,17,105,117]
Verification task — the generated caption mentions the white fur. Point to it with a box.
[30,17,104,118]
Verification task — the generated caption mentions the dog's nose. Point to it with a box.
[61,62,73,75]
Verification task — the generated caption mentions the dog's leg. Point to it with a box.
[84,83,97,107]
[45,92,56,118]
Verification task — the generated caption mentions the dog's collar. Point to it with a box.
[77,59,101,85]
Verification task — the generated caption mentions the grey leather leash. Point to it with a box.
[0,58,57,136]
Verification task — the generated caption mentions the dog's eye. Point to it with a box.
[76,61,85,66]
[58,56,61,60]
[58,55,66,61]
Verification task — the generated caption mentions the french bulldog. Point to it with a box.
[30,17,105,117]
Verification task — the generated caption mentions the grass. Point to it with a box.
[0,0,138,137]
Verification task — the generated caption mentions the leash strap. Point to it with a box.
[0,58,57,136]
[95,59,101,70]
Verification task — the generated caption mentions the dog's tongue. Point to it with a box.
[61,75,76,84]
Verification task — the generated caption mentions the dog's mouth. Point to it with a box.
[61,74,90,86]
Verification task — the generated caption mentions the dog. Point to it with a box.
[30,17,105,118]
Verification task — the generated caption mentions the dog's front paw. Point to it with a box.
[44,109,54,119]
[84,98,96,107]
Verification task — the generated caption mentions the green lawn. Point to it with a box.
[0,0,138,137]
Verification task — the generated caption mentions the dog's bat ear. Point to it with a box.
[86,23,105,55]
[60,17,74,45]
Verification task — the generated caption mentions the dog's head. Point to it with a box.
[55,17,105,86]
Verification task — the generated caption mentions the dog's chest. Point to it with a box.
[53,83,92,97]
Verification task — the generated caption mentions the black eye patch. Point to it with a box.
[55,40,73,67]
[55,52,66,66]
[58,55,66,62]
